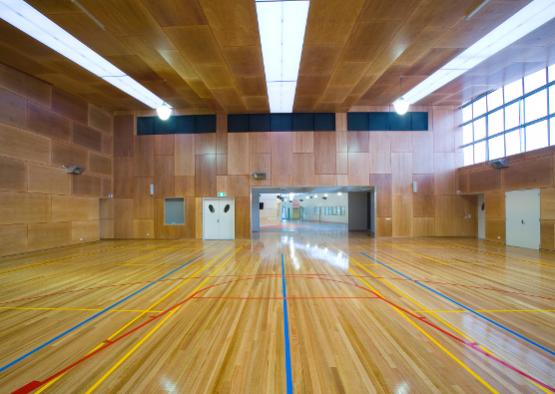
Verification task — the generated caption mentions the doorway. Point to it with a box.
[203,198,235,240]
[477,194,485,240]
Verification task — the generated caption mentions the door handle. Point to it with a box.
[521,219,525,225]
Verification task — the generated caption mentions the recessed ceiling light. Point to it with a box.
[0,0,171,112]
[256,0,310,113]
[395,0,555,105]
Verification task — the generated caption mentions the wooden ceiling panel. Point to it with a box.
[304,0,366,46]
[299,46,342,76]
[199,0,260,47]
[294,0,552,110]
[164,26,223,64]
[1,0,551,113]
[141,0,208,27]
[222,46,264,77]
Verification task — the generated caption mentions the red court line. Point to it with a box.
[193,295,378,300]
[13,274,554,393]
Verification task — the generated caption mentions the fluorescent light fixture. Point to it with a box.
[393,98,409,115]
[397,0,555,105]
[0,0,171,112]
[256,0,309,113]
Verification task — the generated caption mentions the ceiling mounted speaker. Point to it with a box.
[252,172,267,180]
[489,158,508,169]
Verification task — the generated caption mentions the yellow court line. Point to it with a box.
[350,257,548,394]
[0,306,163,313]
[418,309,555,314]
[85,247,239,393]
[347,262,498,393]
[37,246,237,393]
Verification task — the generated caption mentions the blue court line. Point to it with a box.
[361,252,555,357]
[280,254,294,394]
[0,253,204,373]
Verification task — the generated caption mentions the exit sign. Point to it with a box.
[217,192,226,197]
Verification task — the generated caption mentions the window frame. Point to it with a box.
[459,65,555,166]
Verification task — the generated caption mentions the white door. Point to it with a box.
[505,189,540,250]
[203,199,235,240]
[218,199,235,239]
[477,194,485,240]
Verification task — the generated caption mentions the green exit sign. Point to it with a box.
[217,192,226,197]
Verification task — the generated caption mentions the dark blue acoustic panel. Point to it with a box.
[228,114,249,132]
[227,113,336,132]
[195,115,216,132]
[367,113,388,130]
[313,113,335,131]
[271,114,293,131]
[388,113,411,131]
[410,112,429,130]
[249,114,271,131]
[347,113,370,131]
[348,111,429,131]
[292,113,314,130]
[137,114,216,135]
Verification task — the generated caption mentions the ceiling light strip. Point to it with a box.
[256,0,309,113]
[0,0,168,110]
[399,0,555,106]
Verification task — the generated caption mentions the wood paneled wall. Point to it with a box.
[457,146,555,250]
[111,107,476,239]
[0,64,113,256]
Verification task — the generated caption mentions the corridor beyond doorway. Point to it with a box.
[251,186,375,235]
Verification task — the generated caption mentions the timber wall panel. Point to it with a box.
[457,146,555,249]
[0,65,113,256]
[112,107,472,240]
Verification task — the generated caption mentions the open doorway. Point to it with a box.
[251,186,374,235]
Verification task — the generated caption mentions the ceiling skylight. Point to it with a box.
[397,0,555,106]
[0,0,171,115]
[256,0,310,113]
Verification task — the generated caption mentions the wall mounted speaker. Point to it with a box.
[489,158,508,169]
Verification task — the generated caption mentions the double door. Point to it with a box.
[203,198,235,240]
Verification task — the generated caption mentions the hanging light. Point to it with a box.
[156,104,172,121]
[393,97,409,115]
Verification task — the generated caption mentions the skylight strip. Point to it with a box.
[0,0,167,109]
[400,0,555,105]
[256,0,309,113]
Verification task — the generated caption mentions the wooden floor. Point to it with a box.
[0,227,554,393]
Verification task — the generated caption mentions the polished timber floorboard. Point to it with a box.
[0,231,553,393]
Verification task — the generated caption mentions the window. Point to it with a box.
[524,89,547,122]
[462,105,472,123]
[459,63,554,166]
[525,121,548,151]
[488,134,505,159]
[505,102,520,130]
[504,79,523,102]
[473,96,487,117]
[463,123,473,144]
[463,145,473,166]
[524,68,546,93]
[474,141,486,163]
[473,117,486,140]
[505,129,522,156]
[550,86,555,114]
[487,88,503,110]
[164,198,185,225]
[488,109,504,135]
